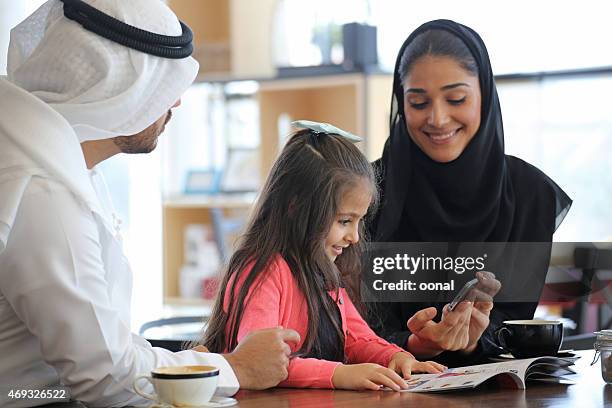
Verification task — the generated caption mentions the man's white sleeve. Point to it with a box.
[0,180,238,407]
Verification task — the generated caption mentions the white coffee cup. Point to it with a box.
[133,365,219,407]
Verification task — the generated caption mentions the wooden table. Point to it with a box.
[234,350,611,408]
[41,350,611,407]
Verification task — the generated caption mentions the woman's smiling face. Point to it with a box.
[403,55,481,163]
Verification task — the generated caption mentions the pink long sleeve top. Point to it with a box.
[222,255,407,388]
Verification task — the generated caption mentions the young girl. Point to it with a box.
[203,121,445,391]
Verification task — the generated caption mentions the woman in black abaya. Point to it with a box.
[368,19,572,365]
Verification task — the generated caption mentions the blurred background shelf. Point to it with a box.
[258,73,392,175]
[168,0,276,78]
[164,193,257,209]
[162,201,251,304]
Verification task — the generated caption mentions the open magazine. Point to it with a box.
[399,355,579,392]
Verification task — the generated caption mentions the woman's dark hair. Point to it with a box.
[201,129,378,357]
[399,29,478,82]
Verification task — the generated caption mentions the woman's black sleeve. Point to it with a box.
[366,301,413,349]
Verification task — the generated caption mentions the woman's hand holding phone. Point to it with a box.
[406,302,473,358]
[464,271,500,352]
[406,271,501,358]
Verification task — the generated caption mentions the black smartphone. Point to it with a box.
[448,278,479,312]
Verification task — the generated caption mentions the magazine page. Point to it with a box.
[525,358,577,382]
[398,356,579,392]
[400,359,542,392]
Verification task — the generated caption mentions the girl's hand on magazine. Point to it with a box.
[388,352,446,379]
[332,363,408,391]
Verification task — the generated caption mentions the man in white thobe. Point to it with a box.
[0,1,298,407]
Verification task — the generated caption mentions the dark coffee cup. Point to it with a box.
[495,320,563,358]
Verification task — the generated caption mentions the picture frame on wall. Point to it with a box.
[219,148,261,193]
[183,169,223,194]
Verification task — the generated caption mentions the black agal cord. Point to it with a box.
[59,0,193,59]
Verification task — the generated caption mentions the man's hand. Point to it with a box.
[223,327,300,390]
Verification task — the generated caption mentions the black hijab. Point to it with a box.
[374,19,571,242]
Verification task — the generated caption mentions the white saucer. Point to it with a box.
[151,397,238,408]
[197,396,238,407]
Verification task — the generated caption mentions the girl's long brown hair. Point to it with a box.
[200,129,378,357]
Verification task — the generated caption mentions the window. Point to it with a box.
[373,0,612,75]
[499,74,612,241]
